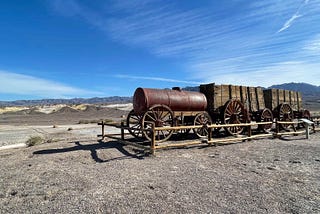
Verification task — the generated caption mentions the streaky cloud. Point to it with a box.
[277,14,302,33]
[277,0,309,33]
[115,74,201,85]
[0,70,103,99]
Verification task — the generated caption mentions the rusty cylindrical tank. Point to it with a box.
[133,87,207,114]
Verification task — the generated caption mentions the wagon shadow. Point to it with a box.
[33,140,146,163]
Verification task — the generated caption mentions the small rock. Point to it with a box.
[251,170,259,174]
[10,190,18,196]
[289,160,301,164]
[274,158,280,162]
[315,159,320,162]
[148,185,155,190]
[267,166,276,170]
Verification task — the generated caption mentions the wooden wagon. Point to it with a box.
[200,83,273,135]
[126,84,309,143]
[263,88,310,129]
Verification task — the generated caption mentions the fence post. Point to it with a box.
[248,124,252,141]
[305,123,310,139]
[151,123,156,155]
[121,121,124,140]
[101,120,105,140]
[275,121,280,138]
[207,126,212,146]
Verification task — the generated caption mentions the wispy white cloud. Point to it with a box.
[277,0,310,33]
[115,74,201,85]
[278,14,302,33]
[303,34,320,52]
[0,70,103,99]
[49,0,320,87]
[195,61,320,87]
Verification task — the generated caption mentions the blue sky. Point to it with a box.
[0,0,320,101]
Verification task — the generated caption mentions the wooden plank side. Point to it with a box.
[230,85,241,100]
[278,89,285,105]
[221,84,230,106]
[297,91,302,111]
[215,84,222,109]
[240,86,247,106]
[284,90,290,103]
[263,89,274,111]
[256,87,265,109]
[248,87,257,112]
[288,90,293,107]
[200,83,215,113]
[273,89,278,110]
[290,90,298,110]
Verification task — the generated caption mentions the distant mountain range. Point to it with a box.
[0,96,132,107]
[269,82,320,96]
[269,83,320,111]
[1,83,319,109]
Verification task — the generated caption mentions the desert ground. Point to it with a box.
[0,104,320,213]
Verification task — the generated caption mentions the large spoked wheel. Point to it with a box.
[257,108,273,132]
[126,110,144,139]
[223,100,246,135]
[278,103,293,130]
[301,109,311,119]
[142,105,174,143]
[193,112,212,138]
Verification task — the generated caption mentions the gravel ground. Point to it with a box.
[0,130,319,213]
[0,124,120,147]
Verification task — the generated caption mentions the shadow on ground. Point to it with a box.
[33,140,146,163]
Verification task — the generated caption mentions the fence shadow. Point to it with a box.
[33,140,146,163]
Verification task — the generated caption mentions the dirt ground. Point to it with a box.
[0,106,320,213]
[0,127,320,213]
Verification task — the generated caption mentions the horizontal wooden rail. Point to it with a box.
[98,118,315,155]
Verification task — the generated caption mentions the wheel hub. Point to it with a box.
[155,119,163,127]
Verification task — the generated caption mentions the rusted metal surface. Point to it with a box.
[133,87,207,114]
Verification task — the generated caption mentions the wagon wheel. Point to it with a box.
[142,105,174,143]
[301,109,311,119]
[257,108,273,132]
[193,112,212,137]
[223,100,246,135]
[126,110,144,139]
[299,109,311,128]
[278,103,293,130]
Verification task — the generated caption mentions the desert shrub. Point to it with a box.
[26,136,44,147]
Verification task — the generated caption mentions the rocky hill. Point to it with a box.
[269,82,320,96]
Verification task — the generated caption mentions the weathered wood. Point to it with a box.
[263,88,302,111]
[200,83,266,113]
[297,91,302,111]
